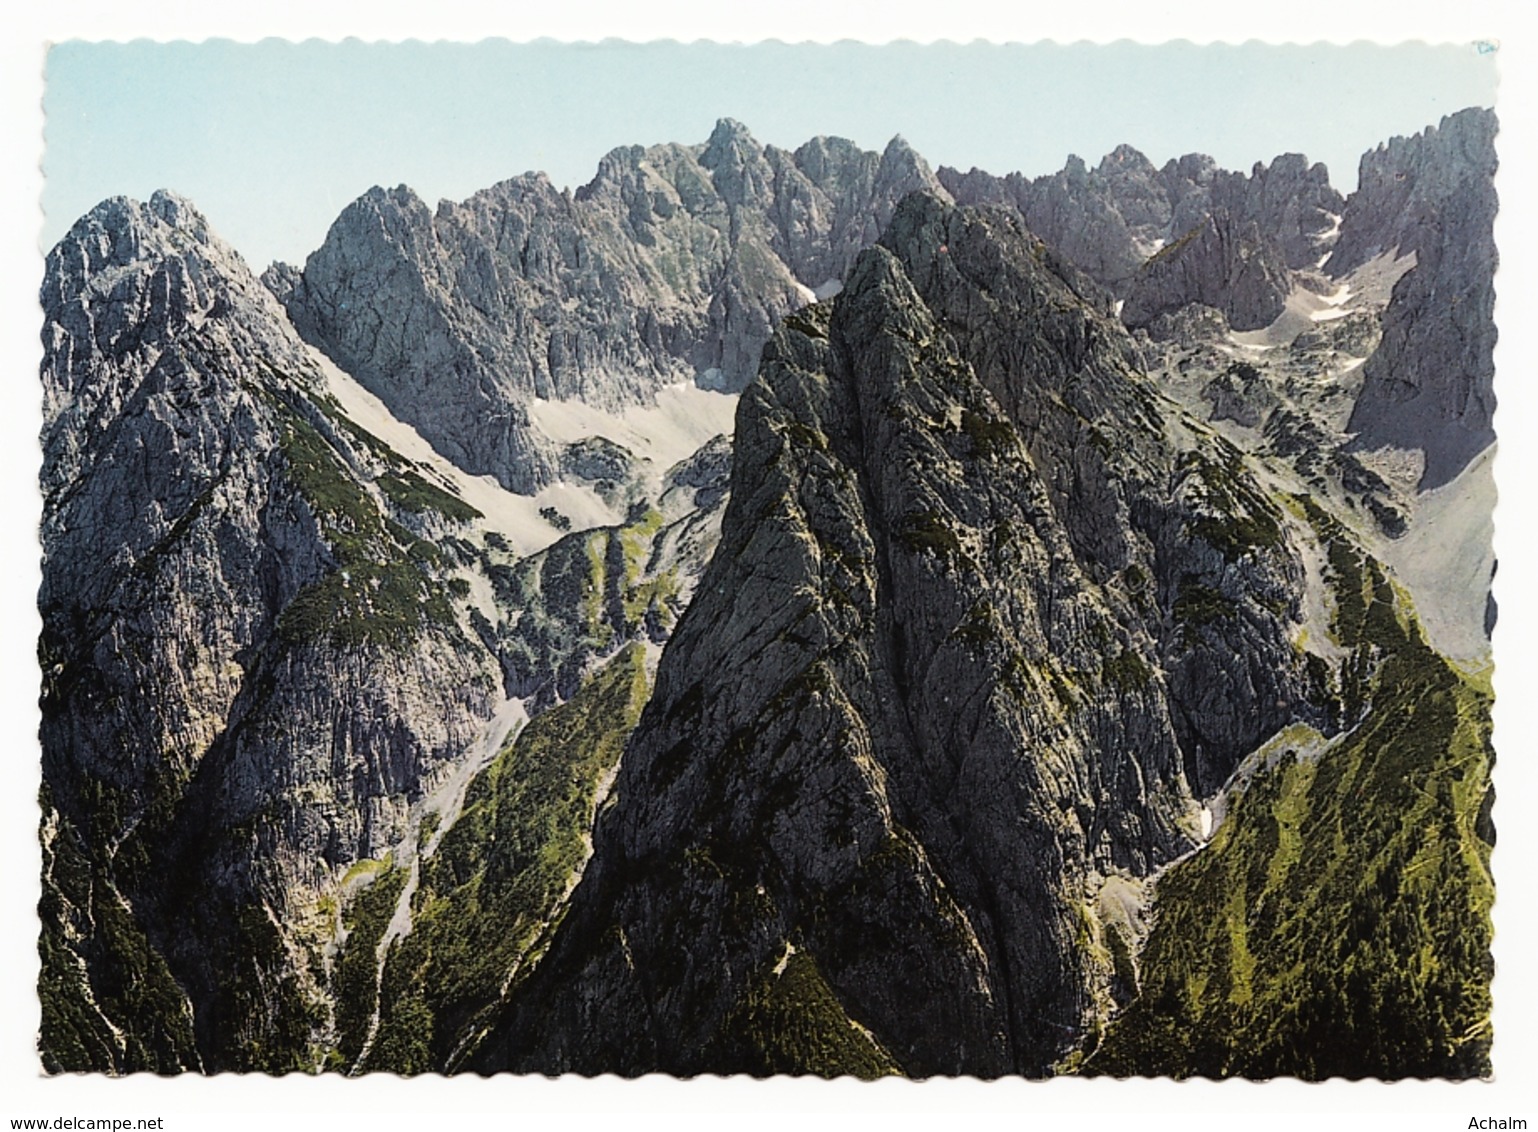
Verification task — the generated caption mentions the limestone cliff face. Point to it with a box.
[275,121,949,493]
[884,200,1321,795]
[471,196,1321,1078]
[1209,153,1343,270]
[939,145,1343,295]
[940,152,1154,293]
[1338,108,1499,489]
[39,192,502,1071]
[1122,209,1294,332]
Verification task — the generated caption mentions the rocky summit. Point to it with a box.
[1336,109,1499,490]
[38,110,1497,1080]
[940,145,1343,295]
[40,191,503,1071]
[470,195,1324,1077]
[271,120,949,494]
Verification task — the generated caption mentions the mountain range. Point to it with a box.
[38,109,1497,1078]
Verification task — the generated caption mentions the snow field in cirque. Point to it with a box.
[313,345,736,558]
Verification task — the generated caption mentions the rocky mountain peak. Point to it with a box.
[272,123,963,497]
[700,117,773,207]
[573,145,647,200]
[703,115,756,155]
[39,189,524,1070]
[53,189,228,287]
[145,188,212,240]
[1337,106,1498,488]
[938,137,1347,297]
[43,189,320,454]
[1163,151,1217,184]
[473,195,1327,1077]
[361,183,435,236]
[1099,143,1157,177]
[1208,153,1343,269]
[788,133,868,185]
[1329,106,1497,276]
[870,135,949,224]
[876,133,924,175]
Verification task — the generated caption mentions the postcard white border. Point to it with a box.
[4,3,1534,1130]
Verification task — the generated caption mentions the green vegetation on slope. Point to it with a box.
[492,508,683,697]
[717,949,902,1079]
[1088,504,1493,1079]
[1179,448,1285,562]
[214,904,326,1073]
[267,393,458,649]
[331,862,408,1070]
[377,469,483,523]
[37,787,200,1074]
[360,644,650,1073]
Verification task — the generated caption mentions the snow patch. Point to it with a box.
[312,347,572,557]
[1377,443,1496,662]
[1233,282,1353,347]
[1308,282,1353,321]
[531,479,624,532]
[530,383,739,478]
[1311,211,1343,268]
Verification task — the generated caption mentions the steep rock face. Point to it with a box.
[1337,108,1499,489]
[938,147,1342,295]
[1159,153,1221,239]
[1209,153,1343,270]
[276,121,949,493]
[1002,153,1154,291]
[1329,108,1495,275]
[1122,210,1293,332]
[1092,504,1494,1079]
[471,196,1322,1078]
[882,199,1318,797]
[39,193,502,1071]
[41,113,1497,1083]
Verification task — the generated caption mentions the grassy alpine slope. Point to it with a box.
[1089,501,1493,1079]
[357,644,650,1073]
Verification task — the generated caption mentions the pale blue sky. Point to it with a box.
[43,39,1497,270]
